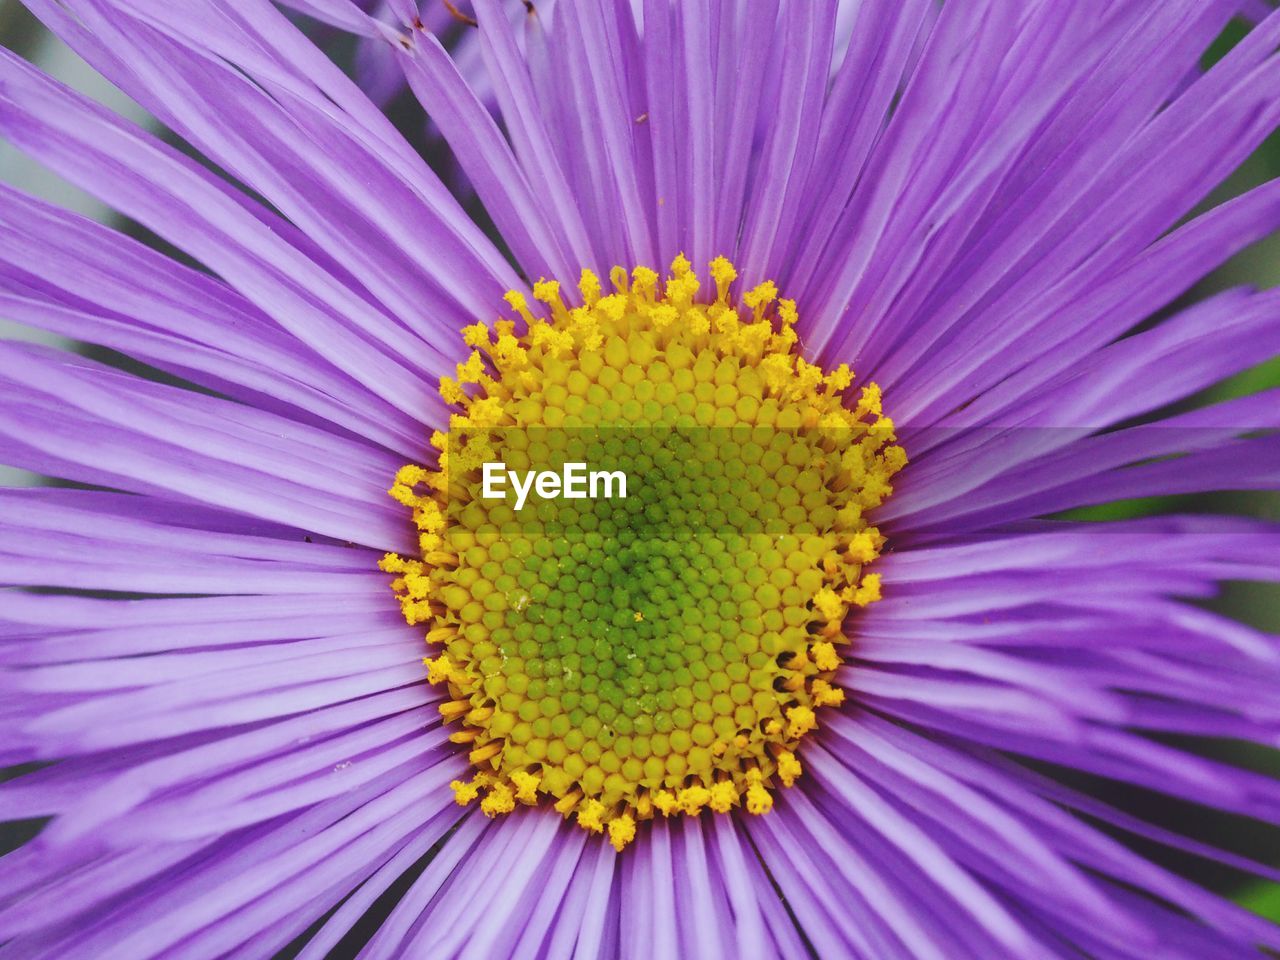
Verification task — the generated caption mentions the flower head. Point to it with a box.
[385,255,901,846]
[1,1,1279,958]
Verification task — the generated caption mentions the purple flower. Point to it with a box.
[2,1,1280,958]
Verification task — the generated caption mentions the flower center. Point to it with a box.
[381,256,905,851]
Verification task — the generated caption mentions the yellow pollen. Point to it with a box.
[811,680,845,708]
[786,705,818,739]
[811,641,841,673]
[776,751,803,788]
[608,814,637,852]
[383,257,905,852]
[576,798,607,833]
[745,782,774,815]
[708,781,738,813]
[678,785,712,815]
[652,790,678,817]
[450,776,487,806]
[480,781,516,817]
[511,769,541,804]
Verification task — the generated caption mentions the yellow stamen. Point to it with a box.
[382,257,904,848]
[608,814,637,852]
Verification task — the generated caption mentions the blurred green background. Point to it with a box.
[0,0,1277,931]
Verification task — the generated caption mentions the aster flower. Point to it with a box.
[2,0,1280,958]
